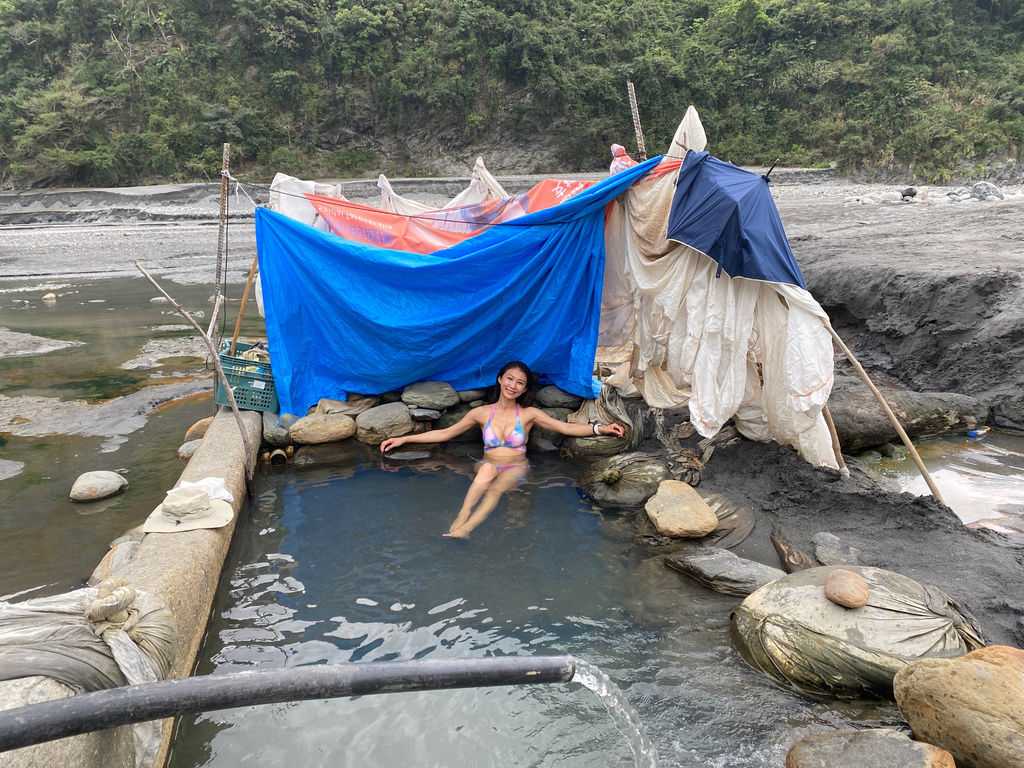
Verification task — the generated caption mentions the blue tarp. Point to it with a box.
[666,151,807,288]
[256,156,661,416]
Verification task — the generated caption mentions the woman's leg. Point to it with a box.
[447,464,526,538]
[447,462,498,535]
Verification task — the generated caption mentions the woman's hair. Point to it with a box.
[487,361,536,406]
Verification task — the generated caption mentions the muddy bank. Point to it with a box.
[780,193,1024,430]
[693,435,1024,649]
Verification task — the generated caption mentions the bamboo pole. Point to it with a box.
[135,260,255,492]
[229,253,260,356]
[215,143,230,296]
[626,82,647,161]
[821,404,849,477]
[826,326,945,505]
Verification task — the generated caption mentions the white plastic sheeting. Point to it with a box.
[601,109,837,468]
[377,156,508,214]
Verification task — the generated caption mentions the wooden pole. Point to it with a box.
[826,327,945,505]
[215,143,230,295]
[229,253,260,356]
[135,260,255,492]
[821,404,849,477]
[626,82,647,161]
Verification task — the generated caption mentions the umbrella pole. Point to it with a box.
[821,404,849,477]
[826,327,945,505]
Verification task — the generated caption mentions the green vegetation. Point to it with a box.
[1,0,1021,186]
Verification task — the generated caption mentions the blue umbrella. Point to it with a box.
[666,151,807,289]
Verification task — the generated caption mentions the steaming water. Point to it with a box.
[166,448,905,768]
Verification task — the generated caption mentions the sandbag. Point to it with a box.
[730,565,985,698]
[578,452,670,508]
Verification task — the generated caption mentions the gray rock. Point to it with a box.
[528,407,571,451]
[970,180,1003,200]
[401,381,460,410]
[786,729,955,768]
[409,408,441,421]
[457,388,488,403]
[355,402,415,445]
[434,404,481,442]
[278,412,300,429]
[665,546,785,596]
[289,412,357,444]
[69,470,128,501]
[535,385,585,409]
[380,390,403,403]
[827,372,989,452]
[315,396,379,416]
[262,411,291,447]
[177,439,202,460]
[812,532,862,566]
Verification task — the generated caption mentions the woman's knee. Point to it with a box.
[474,463,499,484]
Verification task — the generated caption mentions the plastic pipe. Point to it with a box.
[0,656,576,752]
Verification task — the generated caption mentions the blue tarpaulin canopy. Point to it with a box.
[666,151,807,288]
[256,156,660,416]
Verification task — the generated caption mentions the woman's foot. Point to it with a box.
[444,526,470,539]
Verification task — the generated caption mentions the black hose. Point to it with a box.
[0,656,575,752]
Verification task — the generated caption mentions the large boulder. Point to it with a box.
[827,372,988,451]
[289,412,357,444]
[535,385,584,409]
[730,565,986,697]
[894,645,1024,768]
[666,547,785,596]
[644,480,718,538]
[355,402,415,445]
[786,729,955,768]
[401,381,459,410]
[578,453,670,508]
[69,471,128,502]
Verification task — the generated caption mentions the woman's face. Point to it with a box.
[498,368,528,401]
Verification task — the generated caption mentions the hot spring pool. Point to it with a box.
[166,446,900,768]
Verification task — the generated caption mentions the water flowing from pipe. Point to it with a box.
[571,656,659,768]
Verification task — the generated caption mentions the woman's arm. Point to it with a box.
[525,407,625,438]
[380,407,484,452]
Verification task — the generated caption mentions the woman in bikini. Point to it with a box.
[380,361,625,538]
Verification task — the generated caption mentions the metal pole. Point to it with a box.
[0,657,576,752]
[215,142,230,294]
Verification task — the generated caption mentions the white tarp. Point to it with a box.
[601,107,838,467]
[377,156,508,214]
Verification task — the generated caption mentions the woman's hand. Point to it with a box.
[380,436,407,453]
[597,423,625,438]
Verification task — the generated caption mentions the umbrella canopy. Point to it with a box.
[666,151,807,289]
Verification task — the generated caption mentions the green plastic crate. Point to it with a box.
[214,341,279,413]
